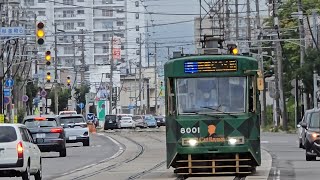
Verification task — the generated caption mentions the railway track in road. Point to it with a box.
[68,134,145,180]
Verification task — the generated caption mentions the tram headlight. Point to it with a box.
[188,139,198,147]
[227,136,245,145]
[182,138,198,146]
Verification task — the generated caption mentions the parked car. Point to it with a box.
[59,114,90,146]
[298,109,317,149]
[132,115,147,128]
[155,116,166,127]
[23,115,67,157]
[104,115,119,130]
[144,115,157,128]
[300,109,320,161]
[119,116,136,129]
[59,111,77,115]
[0,124,42,180]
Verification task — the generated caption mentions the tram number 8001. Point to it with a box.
[180,127,200,134]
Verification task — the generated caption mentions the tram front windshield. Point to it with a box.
[176,77,246,114]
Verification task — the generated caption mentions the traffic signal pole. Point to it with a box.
[54,23,59,114]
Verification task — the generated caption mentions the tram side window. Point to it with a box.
[249,78,254,112]
[167,78,176,115]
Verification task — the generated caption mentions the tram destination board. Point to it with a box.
[184,60,237,73]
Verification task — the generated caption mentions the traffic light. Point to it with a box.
[36,22,45,45]
[67,76,71,86]
[227,44,238,55]
[45,50,51,66]
[46,72,51,83]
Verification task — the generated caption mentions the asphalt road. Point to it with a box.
[1,133,119,180]
[261,132,320,180]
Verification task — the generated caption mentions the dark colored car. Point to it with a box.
[104,115,119,130]
[23,115,67,157]
[298,109,316,149]
[133,115,147,128]
[59,114,90,146]
[155,116,166,127]
[301,109,320,161]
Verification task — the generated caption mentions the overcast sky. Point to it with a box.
[144,0,199,62]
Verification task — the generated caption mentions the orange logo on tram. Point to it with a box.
[208,125,216,136]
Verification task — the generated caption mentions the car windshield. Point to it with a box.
[309,112,320,128]
[121,117,132,120]
[60,117,85,124]
[145,116,155,121]
[176,77,246,114]
[24,118,58,128]
[0,126,17,143]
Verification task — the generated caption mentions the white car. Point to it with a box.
[119,117,136,129]
[0,124,42,180]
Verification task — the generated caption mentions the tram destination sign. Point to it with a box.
[184,60,237,73]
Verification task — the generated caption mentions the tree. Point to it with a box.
[74,83,90,113]
[26,82,39,115]
[49,88,71,114]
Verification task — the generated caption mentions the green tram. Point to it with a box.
[164,54,261,175]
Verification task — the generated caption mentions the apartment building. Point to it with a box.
[21,0,146,86]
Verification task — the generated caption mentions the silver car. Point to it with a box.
[59,114,90,146]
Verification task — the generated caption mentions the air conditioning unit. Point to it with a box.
[200,48,222,55]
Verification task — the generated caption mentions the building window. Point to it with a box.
[135,1,139,7]
[102,46,108,53]
[102,9,113,17]
[114,33,124,38]
[135,13,139,19]
[136,25,139,31]
[77,10,85,14]
[78,22,85,27]
[103,34,111,41]
[77,0,84,2]
[136,50,140,55]
[136,37,139,44]
[117,9,124,13]
[38,0,45,3]
[121,45,124,50]
[116,21,124,26]
[24,0,35,6]
[63,10,74,17]
[63,0,74,5]
[38,11,45,16]
[64,46,74,54]
[102,21,113,29]
[64,22,74,30]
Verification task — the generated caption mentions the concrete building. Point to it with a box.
[21,0,147,87]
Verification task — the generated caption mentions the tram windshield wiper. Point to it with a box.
[200,106,237,118]
[182,110,220,118]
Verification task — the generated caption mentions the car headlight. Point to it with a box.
[312,133,320,138]
[227,136,245,145]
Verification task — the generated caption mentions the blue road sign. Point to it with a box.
[78,102,85,109]
[5,79,14,87]
[3,88,11,97]
[3,97,10,105]
[87,113,94,120]
[0,27,25,36]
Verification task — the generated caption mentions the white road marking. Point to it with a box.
[59,133,124,177]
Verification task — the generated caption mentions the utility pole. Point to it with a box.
[138,33,142,114]
[273,0,288,130]
[34,14,38,85]
[246,0,251,47]
[272,0,281,128]
[109,27,114,115]
[255,0,266,127]
[147,21,150,67]
[312,10,318,108]
[297,0,307,113]
[235,0,239,39]
[54,23,59,114]
[154,42,157,115]
[80,29,85,83]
